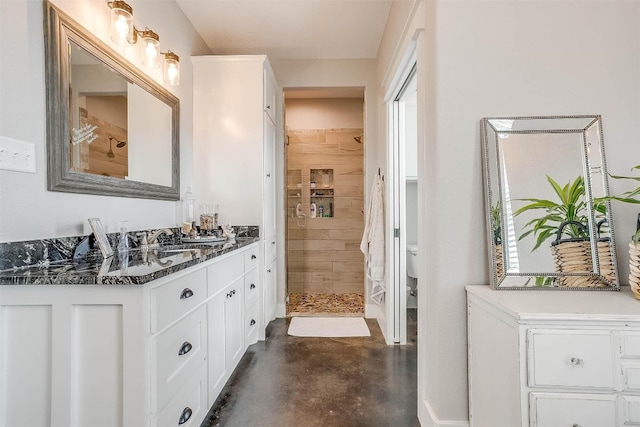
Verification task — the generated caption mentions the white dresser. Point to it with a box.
[466,285,640,427]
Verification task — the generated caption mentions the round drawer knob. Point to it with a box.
[569,357,584,366]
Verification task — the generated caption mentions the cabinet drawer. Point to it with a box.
[529,392,617,427]
[245,302,259,347]
[151,268,207,333]
[622,333,640,358]
[527,329,615,389]
[208,252,244,296]
[244,245,259,272]
[153,306,207,411]
[264,238,276,263]
[244,268,260,307]
[621,396,640,425]
[623,363,640,392]
[152,364,207,427]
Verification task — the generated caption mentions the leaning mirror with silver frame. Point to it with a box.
[44,1,180,200]
[481,115,619,290]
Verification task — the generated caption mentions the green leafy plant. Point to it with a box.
[606,165,640,244]
[514,175,605,251]
[491,200,502,245]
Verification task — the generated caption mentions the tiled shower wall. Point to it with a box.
[287,129,365,294]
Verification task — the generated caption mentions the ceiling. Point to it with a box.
[175,0,394,60]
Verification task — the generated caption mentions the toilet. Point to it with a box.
[406,244,419,307]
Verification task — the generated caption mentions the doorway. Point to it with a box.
[389,63,418,344]
[283,88,366,317]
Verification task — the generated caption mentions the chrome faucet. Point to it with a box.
[138,228,173,250]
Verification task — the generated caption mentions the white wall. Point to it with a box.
[0,0,211,241]
[377,0,640,424]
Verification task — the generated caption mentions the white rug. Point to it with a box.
[287,317,370,337]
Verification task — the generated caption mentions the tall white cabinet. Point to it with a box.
[193,55,279,333]
[466,285,640,427]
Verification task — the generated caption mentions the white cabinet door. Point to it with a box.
[207,291,227,407]
[263,116,276,239]
[264,260,277,324]
[225,277,245,373]
[263,67,277,124]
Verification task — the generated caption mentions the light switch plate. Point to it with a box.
[0,136,36,174]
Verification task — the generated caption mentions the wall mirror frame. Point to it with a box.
[480,115,619,290]
[44,1,180,200]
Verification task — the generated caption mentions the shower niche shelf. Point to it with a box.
[310,168,334,218]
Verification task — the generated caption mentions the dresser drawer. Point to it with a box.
[529,392,617,427]
[622,333,640,358]
[152,364,207,427]
[621,396,640,425]
[264,238,276,264]
[244,245,259,272]
[244,268,260,307]
[527,329,615,389]
[208,251,244,296]
[622,362,640,392]
[153,306,207,411]
[151,268,207,333]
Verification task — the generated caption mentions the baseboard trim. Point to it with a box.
[419,399,469,427]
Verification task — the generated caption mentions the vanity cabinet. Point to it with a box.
[193,55,279,335]
[0,243,262,427]
[466,285,640,427]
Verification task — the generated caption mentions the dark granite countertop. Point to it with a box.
[0,237,259,286]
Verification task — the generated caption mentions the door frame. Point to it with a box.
[385,46,417,345]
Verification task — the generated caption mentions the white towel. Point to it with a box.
[360,174,385,304]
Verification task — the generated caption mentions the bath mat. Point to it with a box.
[287,317,370,337]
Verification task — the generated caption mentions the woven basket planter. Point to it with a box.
[550,221,613,288]
[630,242,640,299]
[494,243,504,279]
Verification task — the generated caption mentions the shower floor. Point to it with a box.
[287,292,364,317]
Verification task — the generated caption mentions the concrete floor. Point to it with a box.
[201,310,418,427]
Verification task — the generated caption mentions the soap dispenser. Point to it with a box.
[310,201,317,218]
[183,187,196,227]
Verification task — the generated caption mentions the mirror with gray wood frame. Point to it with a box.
[481,115,619,290]
[44,1,180,200]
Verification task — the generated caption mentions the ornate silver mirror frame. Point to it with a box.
[44,2,180,200]
[481,115,619,290]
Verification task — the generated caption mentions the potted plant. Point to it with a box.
[513,175,611,287]
[606,165,640,299]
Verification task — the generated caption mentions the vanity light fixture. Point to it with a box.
[106,0,180,86]
[140,28,160,68]
[162,51,180,86]
[107,1,134,46]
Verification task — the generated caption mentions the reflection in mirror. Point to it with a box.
[45,1,179,200]
[481,116,619,290]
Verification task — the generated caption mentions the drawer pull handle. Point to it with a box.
[180,288,193,299]
[267,269,271,273]
[227,289,237,298]
[271,241,275,245]
[250,283,256,289]
[573,424,581,427]
[178,407,192,425]
[569,357,584,367]
[178,341,192,356]
[266,173,271,178]
[251,254,257,260]
[266,105,271,110]
[250,319,256,326]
